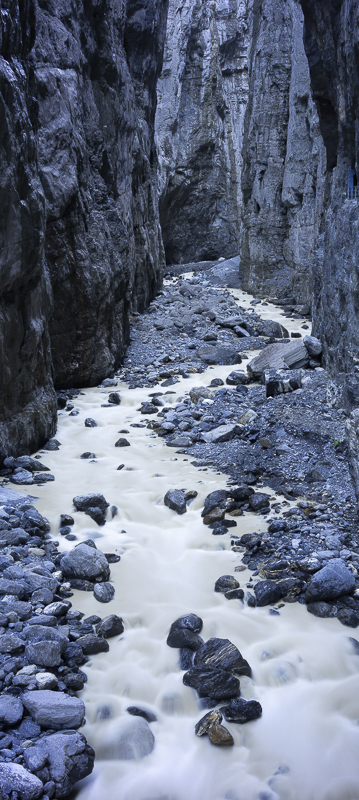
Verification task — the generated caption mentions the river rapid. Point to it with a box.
[17,282,359,800]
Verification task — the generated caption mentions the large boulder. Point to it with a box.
[0,695,23,725]
[303,335,322,357]
[305,559,356,603]
[201,423,242,444]
[247,339,309,379]
[183,666,240,699]
[22,690,85,730]
[0,763,43,800]
[194,638,251,677]
[164,489,187,515]
[202,490,229,517]
[256,320,289,338]
[23,731,94,798]
[61,543,110,582]
[196,345,242,365]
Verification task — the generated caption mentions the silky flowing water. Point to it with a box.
[16,286,359,800]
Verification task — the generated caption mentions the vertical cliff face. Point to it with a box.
[0,0,169,458]
[155,0,250,265]
[31,0,168,388]
[299,0,359,378]
[240,0,326,302]
[0,0,57,458]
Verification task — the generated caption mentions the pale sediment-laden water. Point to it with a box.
[12,287,359,800]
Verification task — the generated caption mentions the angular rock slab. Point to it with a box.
[305,559,356,603]
[201,423,242,444]
[183,666,240,699]
[194,638,251,677]
[164,489,187,515]
[22,690,85,730]
[247,340,309,379]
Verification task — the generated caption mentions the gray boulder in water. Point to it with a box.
[61,543,110,581]
[98,716,155,760]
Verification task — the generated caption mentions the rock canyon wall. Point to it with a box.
[155,0,326,307]
[155,0,250,265]
[241,0,326,303]
[1,0,359,459]
[0,0,169,458]
[299,0,359,383]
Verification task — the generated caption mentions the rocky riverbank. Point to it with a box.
[0,485,124,799]
[1,258,359,798]
[116,259,359,625]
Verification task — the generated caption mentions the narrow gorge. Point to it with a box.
[1,1,359,799]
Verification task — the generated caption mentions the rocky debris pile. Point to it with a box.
[0,458,54,487]
[0,496,124,797]
[167,615,260,747]
[129,277,356,611]
[116,274,294,390]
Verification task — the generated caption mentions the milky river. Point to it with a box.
[16,286,359,800]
